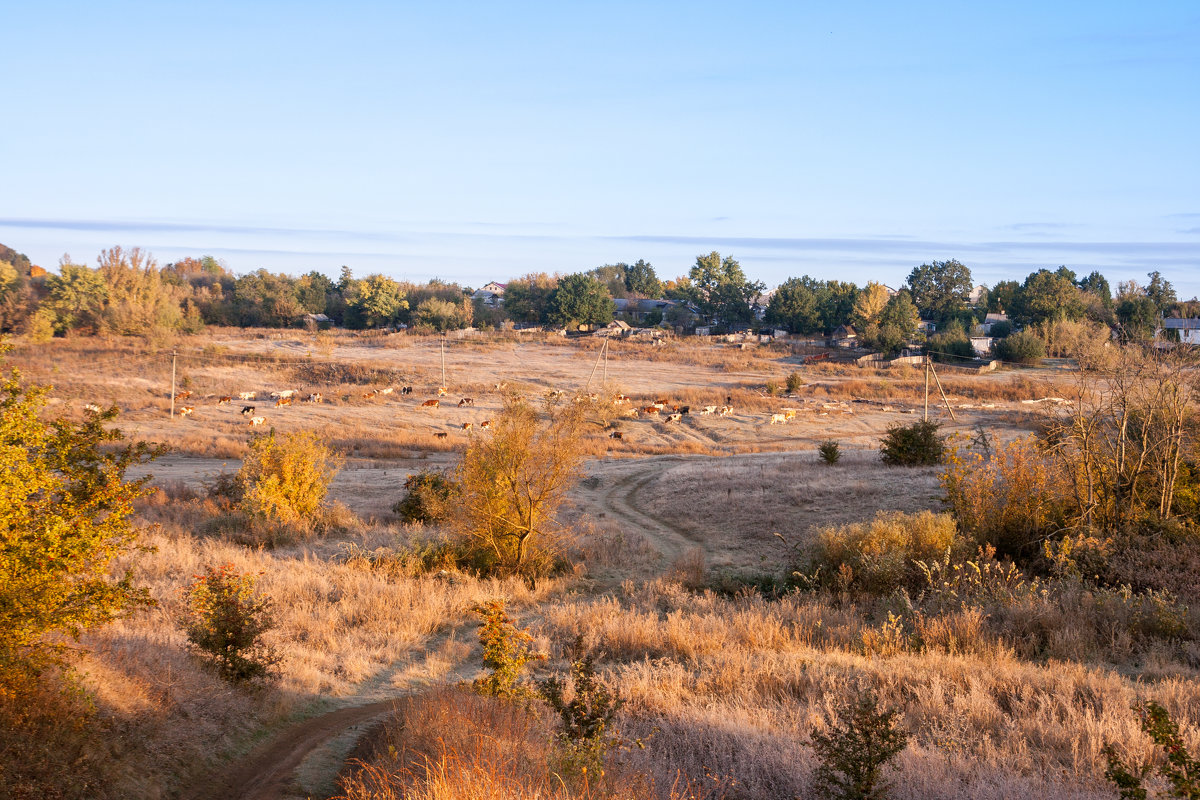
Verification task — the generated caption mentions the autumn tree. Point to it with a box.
[503,273,558,325]
[43,259,108,334]
[851,282,890,329]
[454,394,587,577]
[95,246,183,335]
[345,274,408,329]
[0,357,159,681]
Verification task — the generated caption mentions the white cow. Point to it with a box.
[238,391,256,401]
[249,416,266,426]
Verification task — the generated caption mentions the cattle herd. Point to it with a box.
[155,379,827,445]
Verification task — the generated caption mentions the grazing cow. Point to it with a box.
[641,406,660,415]
[380,387,394,395]
[784,409,798,420]
[678,405,690,415]
[665,412,682,423]
[718,405,734,416]
[434,432,448,439]
[217,395,232,405]
[615,394,629,402]
[654,398,669,406]
[726,395,733,405]
[275,396,293,407]
[362,390,379,400]
[609,431,623,439]
[174,391,193,402]
[700,405,717,415]
[437,386,449,396]
[548,389,565,399]
[178,406,195,417]
[770,413,787,425]
[480,420,491,429]
[494,382,507,390]
[241,405,255,415]
[238,391,256,401]
[400,386,413,395]
[83,402,102,413]
[458,398,474,407]
[461,422,473,431]
[249,416,266,426]
[270,389,296,399]
[305,393,322,403]
[625,408,639,417]
[421,399,440,408]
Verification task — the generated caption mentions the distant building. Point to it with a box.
[471,282,507,307]
[969,336,995,356]
[750,290,775,321]
[980,312,1008,335]
[918,319,938,334]
[969,285,987,305]
[1160,317,1200,345]
[832,324,858,347]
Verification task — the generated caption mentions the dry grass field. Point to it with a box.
[8,329,1195,800]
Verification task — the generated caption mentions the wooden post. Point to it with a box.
[930,359,958,422]
[602,338,609,386]
[440,336,447,389]
[170,350,177,418]
[924,356,930,422]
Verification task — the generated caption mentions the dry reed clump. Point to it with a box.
[533,581,1200,799]
[332,688,693,800]
[811,511,960,593]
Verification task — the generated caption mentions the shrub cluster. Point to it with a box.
[879,420,944,466]
[180,564,279,684]
[812,511,959,594]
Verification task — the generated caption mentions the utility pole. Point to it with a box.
[602,338,609,386]
[170,350,177,418]
[440,336,447,389]
[930,358,958,422]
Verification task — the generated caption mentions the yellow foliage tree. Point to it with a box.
[237,430,340,524]
[454,395,587,576]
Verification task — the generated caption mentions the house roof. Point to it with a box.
[1162,318,1200,329]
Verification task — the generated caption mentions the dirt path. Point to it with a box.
[182,700,399,800]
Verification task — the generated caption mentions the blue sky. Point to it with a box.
[2,1,1198,296]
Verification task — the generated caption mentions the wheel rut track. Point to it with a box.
[183,700,398,800]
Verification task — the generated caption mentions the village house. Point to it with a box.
[1160,317,1200,345]
[471,281,507,307]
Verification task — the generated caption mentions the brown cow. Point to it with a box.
[217,395,232,404]
[434,431,448,439]
[641,406,660,415]
[421,399,440,408]
[461,422,474,431]
[609,431,623,439]
[480,420,491,429]
[362,390,379,400]
[458,398,474,407]
[178,406,195,417]
[174,390,193,401]
[437,386,449,396]
[275,396,293,407]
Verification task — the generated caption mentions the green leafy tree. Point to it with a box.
[688,251,765,325]
[233,269,304,327]
[995,330,1045,363]
[817,280,860,332]
[0,360,159,681]
[1078,270,1113,308]
[1012,268,1085,326]
[1116,280,1160,341]
[905,259,972,323]
[547,273,615,327]
[987,280,1020,315]
[766,276,823,334]
[876,291,919,338]
[623,259,662,298]
[1145,271,1177,313]
[414,297,468,331]
[880,420,945,466]
[44,261,108,334]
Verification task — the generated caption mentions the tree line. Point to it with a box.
[0,243,1192,349]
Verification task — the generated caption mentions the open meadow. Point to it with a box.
[7,329,1199,800]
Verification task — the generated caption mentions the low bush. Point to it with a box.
[879,420,944,466]
[1105,701,1200,799]
[540,642,624,780]
[996,329,1045,364]
[786,371,804,393]
[813,511,960,594]
[818,440,842,465]
[180,564,279,684]
[236,430,341,525]
[810,689,908,800]
[471,600,544,699]
[392,470,459,523]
